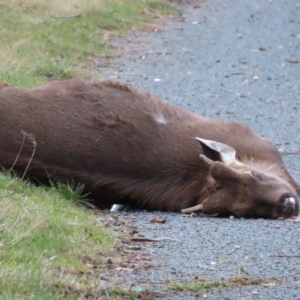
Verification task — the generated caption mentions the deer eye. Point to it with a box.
[252,171,263,181]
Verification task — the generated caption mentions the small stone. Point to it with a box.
[253,75,259,81]
[106,258,113,264]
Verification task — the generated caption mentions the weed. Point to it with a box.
[170,277,271,293]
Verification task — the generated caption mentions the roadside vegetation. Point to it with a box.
[0,173,115,299]
[0,0,178,298]
[0,0,178,87]
[170,277,279,294]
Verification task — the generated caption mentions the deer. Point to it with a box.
[0,79,299,218]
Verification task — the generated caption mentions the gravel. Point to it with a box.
[96,0,300,298]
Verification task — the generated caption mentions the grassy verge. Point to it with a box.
[0,172,116,299]
[0,0,179,298]
[0,0,178,87]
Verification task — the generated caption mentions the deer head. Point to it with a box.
[182,138,299,219]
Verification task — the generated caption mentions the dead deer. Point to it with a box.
[0,79,299,218]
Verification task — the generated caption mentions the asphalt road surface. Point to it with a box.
[98,1,300,299]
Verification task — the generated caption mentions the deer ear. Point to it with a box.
[196,137,240,165]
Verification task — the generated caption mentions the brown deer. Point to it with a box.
[0,79,299,218]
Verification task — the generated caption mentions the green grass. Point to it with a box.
[0,0,178,87]
[0,172,117,299]
[170,280,231,293]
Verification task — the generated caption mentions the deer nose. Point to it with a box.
[287,197,295,205]
[281,197,299,217]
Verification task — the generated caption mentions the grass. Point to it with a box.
[171,281,230,293]
[100,286,159,300]
[170,277,275,293]
[0,172,117,299]
[0,0,178,87]
[0,0,180,298]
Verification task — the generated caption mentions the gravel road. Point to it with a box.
[97,1,300,299]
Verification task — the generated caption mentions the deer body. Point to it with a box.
[0,79,299,218]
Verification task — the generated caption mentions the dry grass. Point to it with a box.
[7,0,111,15]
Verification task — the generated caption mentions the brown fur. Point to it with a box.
[0,79,299,218]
